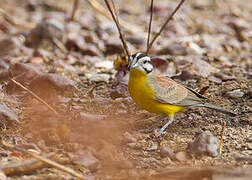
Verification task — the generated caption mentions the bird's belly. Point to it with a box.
[128,71,185,115]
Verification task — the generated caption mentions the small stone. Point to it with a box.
[187,131,219,157]
[110,83,128,99]
[185,41,206,55]
[25,18,64,47]
[94,60,113,69]
[247,143,252,150]
[175,151,188,162]
[29,57,44,64]
[0,102,19,123]
[226,89,244,98]
[216,56,233,68]
[79,112,106,122]
[209,76,222,84]
[160,145,175,159]
[65,21,81,34]
[78,12,95,30]
[126,35,144,46]
[35,73,75,91]
[104,37,124,55]
[123,132,137,143]
[72,151,99,170]
[157,42,186,55]
[127,143,140,150]
[147,143,158,151]
[0,38,15,56]
[80,44,101,57]
[89,73,110,83]
[215,72,236,81]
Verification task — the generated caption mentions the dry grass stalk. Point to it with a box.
[146,0,154,54]
[10,79,59,116]
[146,0,186,54]
[219,121,226,155]
[71,0,79,21]
[87,0,144,36]
[103,0,131,61]
[0,140,85,179]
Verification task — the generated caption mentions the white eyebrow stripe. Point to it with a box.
[135,53,141,59]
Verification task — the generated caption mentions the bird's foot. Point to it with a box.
[141,116,166,133]
[153,128,167,137]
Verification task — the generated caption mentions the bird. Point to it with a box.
[128,52,235,134]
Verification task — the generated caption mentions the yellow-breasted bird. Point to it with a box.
[128,52,235,134]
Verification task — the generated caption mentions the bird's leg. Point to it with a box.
[159,115,174,134]
[146,116,166,132]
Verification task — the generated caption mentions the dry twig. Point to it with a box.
[146,0,154,54]
[103,0,131,61]
[71,0,79,21]
[27,151,85,179]
[52,37,68,53]
[0,8,34,30]
[219,121,226,155]
[87,0,144,36]
[0,140,85,179]
[146,0,185,54]
[0,153,55,175]
[10,79,59,116]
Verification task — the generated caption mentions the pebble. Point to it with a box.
[187,131,219,157]
[72,151,99,170]
[0,102,19,123]
[226,89,244,98]
[123,132,137,143]
[146,143,158,151]
[89,73,110,83]
[247,143,252,150]
[94,60,113,69]
[175,151,188,162]
[35,73,75,91]
[215,72,236,81]
[160,145,175,159]
[209,76,222,84]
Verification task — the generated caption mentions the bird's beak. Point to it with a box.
[128,56,133,70]
[128,61,131,70]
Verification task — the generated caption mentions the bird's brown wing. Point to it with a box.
[148,74,204,106]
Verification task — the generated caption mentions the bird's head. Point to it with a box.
[128,53,153,74]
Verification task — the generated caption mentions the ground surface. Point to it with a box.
[0,0,251,179]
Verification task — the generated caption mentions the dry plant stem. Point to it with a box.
[0,8,34,30]
[219,121,226,155]
[1,140,85,180]
[0,153,55,175]
[87,0,144,36]
[103,0,131,61]
[71,0,79,21]
[110,0,129,60]
[27,151,85,180]
[52,37,68,53]
[146,0,186,54]
[10,79,59,116]
[146,0,154,54]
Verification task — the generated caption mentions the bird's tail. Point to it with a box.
[196,103,236,116]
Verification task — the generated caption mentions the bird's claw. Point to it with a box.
[153,129,167,136]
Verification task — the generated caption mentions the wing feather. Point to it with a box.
[148,74,203,106]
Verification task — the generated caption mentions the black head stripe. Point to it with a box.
[136,53,147,61]
[131,53,137,61]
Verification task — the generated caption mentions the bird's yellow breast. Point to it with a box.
[128,69,185,116]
